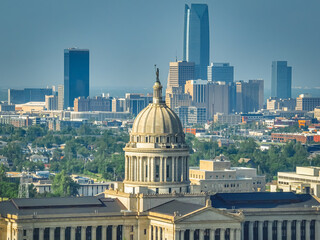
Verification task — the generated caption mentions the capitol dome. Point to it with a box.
[131,102,183,135]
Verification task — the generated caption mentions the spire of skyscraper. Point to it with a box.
[183,4,210,80]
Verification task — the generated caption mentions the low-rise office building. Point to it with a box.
[189,155,265,193]
[278,166,320,197]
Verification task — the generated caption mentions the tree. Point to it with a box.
[51,170,79,197]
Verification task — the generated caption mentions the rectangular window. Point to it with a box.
[166,165,170,178]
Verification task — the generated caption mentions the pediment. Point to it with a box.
[176,207,242,223]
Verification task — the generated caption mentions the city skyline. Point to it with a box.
[0,0,319,92]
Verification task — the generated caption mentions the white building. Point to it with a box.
[189,155,265,193]
[278,166,320,197]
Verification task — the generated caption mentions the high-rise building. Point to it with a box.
[206,82,230,118]
[166,61,195,90]
[236,80,263,113]
[57,85,64,110]
[185,79,207,108]
[271,61,292,99]
[207,63,234,84]
[296,94,320,111]
[64,48,89,109]
[249,79,264,110]
[125,93,152,116]
[45,95,58,110]
[183,4,210,80]
[165,61,194,111]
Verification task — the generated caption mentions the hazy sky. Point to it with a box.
[0,0,319,92]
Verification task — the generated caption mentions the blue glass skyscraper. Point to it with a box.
[271,61,292,99]
[183,4,210,80]
[64,48,89,109]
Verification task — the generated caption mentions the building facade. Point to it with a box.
[271,61,292,99]
[183,4,210,80]
[278,166,320,197]
[296,95,320,111]
[64,48,89,109]
[207,63,234,84]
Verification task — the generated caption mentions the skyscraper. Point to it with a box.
[236,80,262,113]
[64,48,89,109]
[207,63,234,84]
[183,4,210,80]
[166,61,195,90]
[271,61,292,99]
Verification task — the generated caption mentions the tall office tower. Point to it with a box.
[249,79,264,109]
[45,95,58,110]
[236,80,262,113]
[57,85,64,110]
[206,82,230,119]
[207,63,234,84]
[271,61,292,99]
[165,61,194,111]
[185,80,207,108]
[167,61,195,89]
[64,48,89,109]
[183,4,210,80]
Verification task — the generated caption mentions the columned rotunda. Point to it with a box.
[124,76,190,194]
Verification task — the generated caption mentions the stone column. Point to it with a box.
[143,159,146,182]
[27,229,33,240]
[305,220,310,240]
[241,223,245,240]
[112,225,117,240]
[151,157,155,182]
[229,229,235,240]
[158,227,162,240]
[277,221,282,240]
[210,229,215,240]
[174,230,179,240]
[125,156,128,180]
[39,228,44,240]
[220,228,225,240]
[175,157,178,182]
[164,157,167,182]
[268,221,273,240]
[60,227,66,240]
[172,157,175,182]
[81,226,86,240]
[70,227,76,240]
[17,229,24,240]
[296,220,301,240]
[49,227,55,240]
[135,157,138,181]
[248,222,254,240]
[236,229,241,240]
[258,221,263,240]
[190,229,195,240]
[199,229,204,240]
[160,157,163,182]
[287,221,292,240]
[181,157,184,181]
[101,226,107,240]
[147,157,151,182]
[140,157,143,182]
[130,156,134,181]
[92,226,96,240]
[180,230,185,240]
[315,220,320,240]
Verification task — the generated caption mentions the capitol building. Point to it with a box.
[1,76,320,240]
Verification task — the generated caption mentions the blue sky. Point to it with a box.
[0,0,319,93]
